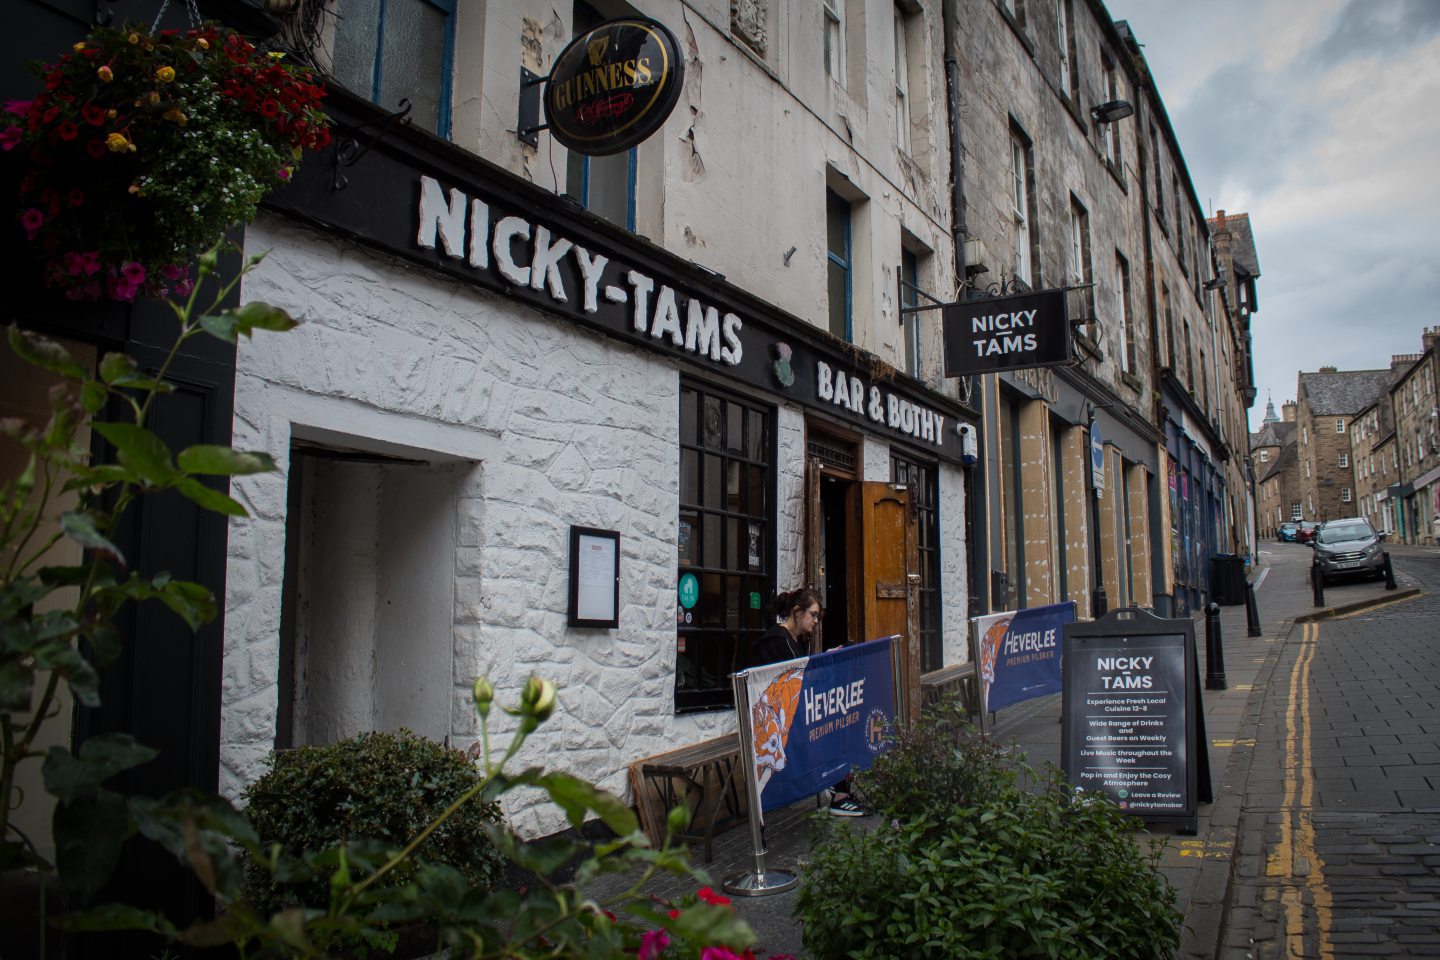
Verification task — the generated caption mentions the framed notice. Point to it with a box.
[569,526,620,628]
[1061,607,1207,833]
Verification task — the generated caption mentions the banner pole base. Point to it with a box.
[722,869,800,897]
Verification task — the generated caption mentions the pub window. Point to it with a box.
[892,453,942,672]
[893,4,914,153]
[1055,0,1074,101]
[1116,252,1135,372]
[1000,390,1027,607]
[1102,55,1122,168]
[1069,196,1093,319]
[900,246,921,377]
[823,0,845,84]
[564,1,636,230]
[827,189,853,341]
[1010,128,1034,286]
[332,0,456,137]
[676,381,775,712]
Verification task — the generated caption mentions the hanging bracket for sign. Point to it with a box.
[516,67,549,148]
[896,265,948,327]
[331,99,413,192]
[513,17,685,156]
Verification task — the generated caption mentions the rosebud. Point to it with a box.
[472,677,494,719]
[667,803,692,837]
[73,42,86,52]
[97,65,113,83]
[521,675,557,722]
[198,247,219,276]
[155,65,176,83]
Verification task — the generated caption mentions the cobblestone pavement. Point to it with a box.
[1220,546,1440,959]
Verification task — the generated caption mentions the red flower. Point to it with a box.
[85,138,105,159]
[0,126,20,151]
[68,188,84,206]
[81,103,107,126]
[697,886,733,907]
[56,120,78,141]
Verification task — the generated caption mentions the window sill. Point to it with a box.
[1121,371,1142,393]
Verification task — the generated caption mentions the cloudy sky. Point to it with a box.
[1107,0,1440,431]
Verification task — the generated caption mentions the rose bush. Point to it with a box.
[4,23,329,301]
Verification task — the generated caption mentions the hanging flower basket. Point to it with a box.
[4,23,331,301]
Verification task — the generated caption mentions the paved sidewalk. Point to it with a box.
[586,542,1422,958]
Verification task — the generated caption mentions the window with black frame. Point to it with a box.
[891,453,941,672]
[675,382,775,712]
[331,0,456,136]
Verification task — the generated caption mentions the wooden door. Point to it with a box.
[804,456,823,653]
[860,481,921,724]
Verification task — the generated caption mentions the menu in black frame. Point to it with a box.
[1061,608,1198,833]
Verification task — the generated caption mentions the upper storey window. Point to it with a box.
[332,0,456,136]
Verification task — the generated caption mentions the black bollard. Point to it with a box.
[1205,602,1227,690]
[1383,552,1397,590]
[1245,580,1262,637]
[1312,562,1324,607]
[1093,586,1108,618]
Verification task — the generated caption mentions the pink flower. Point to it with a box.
[63,251,87,276]
[2,100,30,118]
[20,207,44,239]
[120,261,145,284]
[107,276,138,302]
[700,949,741,960]
[697,887,733,907]
[80,252,101,276]
[638,929,670,960]
[82,280,102,299]
[173,278,194,297]
[160,263,187,281]
[0,126,20,151]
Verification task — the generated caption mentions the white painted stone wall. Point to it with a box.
[445,1,959,398]
[227,215,745,835]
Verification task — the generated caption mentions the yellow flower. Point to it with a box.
[163,107,187,126]
[127,33,140,45]
[97,65,113,83]
[155,65,175,83]
[148,91,160,105]
[267,51,285,61]
[106,108,117,119]
[106,132,131,153]
[72,41,86,52]
[196,38,209,49]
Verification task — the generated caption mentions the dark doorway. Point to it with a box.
[819,473,852,649]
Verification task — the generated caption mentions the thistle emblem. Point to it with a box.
[773,342,795,389]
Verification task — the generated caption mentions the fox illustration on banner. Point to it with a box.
[741,637,896,819]
[975,601,1076,714]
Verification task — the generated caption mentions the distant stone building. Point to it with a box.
[1295,368,1392,521]
[1351,371,1403,536]
[1251,398,1297,538]
[1387,329,1440,542]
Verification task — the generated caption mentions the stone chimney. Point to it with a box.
[1319,365,1338,373]
[1393,353,1422,375]
[1424,326,1440,354]
[1282,401,1297,422]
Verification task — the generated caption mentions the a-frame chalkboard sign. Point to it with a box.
[1061,607,1211,834]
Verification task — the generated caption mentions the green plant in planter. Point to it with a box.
[797,696,1181,960]
[241,730,506,915]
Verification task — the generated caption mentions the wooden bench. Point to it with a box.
[920,661,980,718]
[634,734,745,862]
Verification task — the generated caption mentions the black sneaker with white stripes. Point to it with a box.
[828,795,866,817]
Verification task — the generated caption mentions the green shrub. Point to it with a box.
[855,695,1011,824]
[798,703,1180,960]
[241,730,506,913]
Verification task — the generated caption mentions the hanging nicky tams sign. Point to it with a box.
[743,637,896,817]
[942,288,1070,376]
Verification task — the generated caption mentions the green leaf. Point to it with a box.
[199,302,299,343]
[98,352,139,385]
[0,655,35,712]
[52,903,172,934]
[92,422,178,486]
[44,733,159,805]
[53,789,132,899]
[153,578,217,630]
[666,903,756,951]
[176,477,248,517]
[80,381,107,415]
[9,325,87,379]
[59,511,125,565]
[537,772,639,836]
[178,908,256,948]
[178,445,276,477]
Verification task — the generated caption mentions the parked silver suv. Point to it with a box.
[1312,517,1385,585]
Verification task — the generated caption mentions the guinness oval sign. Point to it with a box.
[544,17,685,156]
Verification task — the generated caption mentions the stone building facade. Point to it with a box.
[1252,399,1297,539]
[218,0,977,833]
[1386,330,1440,542]
[1295,368,1391,523]
[1351,384,1400,537]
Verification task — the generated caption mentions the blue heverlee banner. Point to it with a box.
[743,636,896,816]
[977,601,1076,713]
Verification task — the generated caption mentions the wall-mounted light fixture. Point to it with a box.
[1090,99,1134,124]
[1202,278,1226,291]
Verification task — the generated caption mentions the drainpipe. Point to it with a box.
[942,0,988,617]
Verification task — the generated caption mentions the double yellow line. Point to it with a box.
[1266,620,1333,957]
